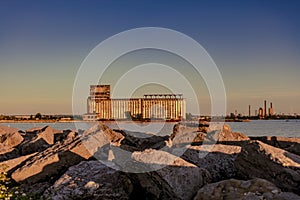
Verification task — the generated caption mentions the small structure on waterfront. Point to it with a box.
[83,85,186,121]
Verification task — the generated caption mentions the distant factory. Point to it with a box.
[250,100,274,118]
[83,85,186,121]
[231,100,275,119]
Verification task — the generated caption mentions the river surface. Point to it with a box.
[1,120,299,137]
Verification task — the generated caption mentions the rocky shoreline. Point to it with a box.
[0,123,300,200]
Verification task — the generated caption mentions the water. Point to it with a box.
[0,122,176,136]
[227,120,300,137]
[1,122,81,132]
[1,120,300,137]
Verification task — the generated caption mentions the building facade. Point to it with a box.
[83,85,186,121]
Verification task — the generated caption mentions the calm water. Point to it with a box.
[1,120,299,137]
[227,120,300,137]
[0,122,176,136]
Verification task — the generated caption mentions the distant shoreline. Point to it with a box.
[0,120,84,123]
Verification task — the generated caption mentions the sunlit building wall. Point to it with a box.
[84,85,186,121]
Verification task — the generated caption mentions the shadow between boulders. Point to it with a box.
[114,129,169,152]
[0,147,20,162]
[18,137,49,155]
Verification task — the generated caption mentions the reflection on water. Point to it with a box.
[1,120,299,137]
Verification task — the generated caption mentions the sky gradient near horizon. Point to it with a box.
[0,0,300,115]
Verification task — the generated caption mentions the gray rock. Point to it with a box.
[0,153,37,173]
[272,192,300,200]
[0,126,24,147]
[216,126,249,145]
[169,124,203,147]
[0,125,24,161]
[235,140,300,195]
[127,172,179,200]
[182,144,241,182]
[44,160,133,200]
[193,178,300,200]
[22,182,52,197]
[131,149,211,200]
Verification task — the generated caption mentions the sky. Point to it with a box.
[0,0,300,115]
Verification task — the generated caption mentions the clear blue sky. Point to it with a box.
[0,0,300,115]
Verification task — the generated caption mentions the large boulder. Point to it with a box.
[0,126,24,161]
[182,144,241,182]
[11,124,124,185]
[216,125,249,145]
[0,153,37,173]
[193,178,300,200]
[105,147,179,199]
[235,140,300,194]
[34,126,63,145]
[44,160,133,200]
[250,136,300,156]
[190,123,249,146]
[131,149,211,200]
[169,123,245,148]
[19,126,68,155]
[0,126,23,148]
[169,124,204,147]
[128,173,179,200]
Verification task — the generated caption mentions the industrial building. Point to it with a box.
[83,85,186,121]
[250,100,274,119]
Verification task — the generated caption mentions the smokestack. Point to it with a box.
[249,105,251,117]
[264,100,267,117]
[269,102,273,117]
